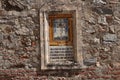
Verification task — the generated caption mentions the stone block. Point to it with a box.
[0,10,4,15]
[94,38,100,44]
[15,27,29,35]
[92,7,113,15]
[98,15,108,25]
[109,25,115,33]
[88,17,96,24]
[0,32,3,41]
[93,0,106,5]
[103,33,117,42]
[86,26,96,33]
[0,56,3,60]
[84,58,97,66]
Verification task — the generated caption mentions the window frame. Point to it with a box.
[40,10,84,70]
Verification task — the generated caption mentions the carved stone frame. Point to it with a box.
[40,7,84,70]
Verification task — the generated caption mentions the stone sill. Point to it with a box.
[42,64,87,70]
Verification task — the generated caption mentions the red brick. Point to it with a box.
[112,71,120,75]
[101,76,111,79]
[111,75,120,80]
[0,10,5,16]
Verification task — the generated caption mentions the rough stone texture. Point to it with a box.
[0,0,120,80]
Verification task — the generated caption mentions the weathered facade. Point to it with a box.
[0,0,120,80]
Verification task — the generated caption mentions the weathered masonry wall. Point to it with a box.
[0,0,120,80]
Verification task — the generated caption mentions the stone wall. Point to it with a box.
[0,0,120,80]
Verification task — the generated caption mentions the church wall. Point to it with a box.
[0,0,120,80]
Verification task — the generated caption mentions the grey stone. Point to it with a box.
[8,11,21,16]
[0,19,14,24]
[2,0,27,11]
[93,0,106,5]
[86,26,96,34]
[2,40,8,47]
[15,27,29,35]
[103,33,117,42]
[109,25,115,33]
[88,17,96,24]
[98,15,108,25]
[117,31,120,39]
[84,58,97,66]
[0,32,3,41]
[28,9,37,17]
[93,7,113,15]
[8,50,15,54]
[48,76,56,80]
[0,56,3,59]
[14,19,21,28]
[94,38,100,44]
[7,43,15,49]
[4,60,11,68]
[25,64,33,69]
[0,19,7,24]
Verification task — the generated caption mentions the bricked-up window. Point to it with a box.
[40,11,83,70]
